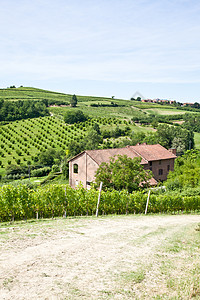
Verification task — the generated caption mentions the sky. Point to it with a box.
[0,0,200,102]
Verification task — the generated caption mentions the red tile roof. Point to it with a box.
[69,144,176,165]
[85,147,147,165]
[129,144,177,161]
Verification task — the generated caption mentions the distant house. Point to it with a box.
[68,144,177,189]
[182,103,194,107]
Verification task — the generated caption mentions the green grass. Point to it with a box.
[0,86,124,103]
[194,132,200,149]
[49,101,147,120]
[145,108,196,115]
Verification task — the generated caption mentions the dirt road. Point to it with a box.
[0,214,199,299]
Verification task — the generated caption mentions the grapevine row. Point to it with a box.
[0,184,200,222]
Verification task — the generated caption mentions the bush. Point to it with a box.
[64,110,87,124]
[31,167,51,177]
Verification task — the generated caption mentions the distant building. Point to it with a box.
[182,103,194,106]
[68,144,177,189]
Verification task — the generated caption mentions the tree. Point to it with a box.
[83,129,102,150]
[37,148,64,166]
[70,94,77,107]
[93,123,101,135]
[95,155,152,192]
[67,140,84,158]
[64,110,87,124]
[165,149,200,190]
[155,124,194,152]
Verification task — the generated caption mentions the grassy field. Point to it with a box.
[0,86,124,103]
[144,108,192,115]
[0,214,199,299]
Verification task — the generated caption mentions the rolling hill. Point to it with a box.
[0,86,200,178]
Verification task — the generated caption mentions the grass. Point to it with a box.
[0,86,124,103]
[0,215,199,299]
[115,222,200,299]
[194,132,200,149]
[145,108,191,115]
[49,102,144,120]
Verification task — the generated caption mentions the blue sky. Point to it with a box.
[1,0,200,102]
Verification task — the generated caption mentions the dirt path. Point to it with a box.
[0,214,199,299]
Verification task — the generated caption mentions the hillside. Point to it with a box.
[0,86,200,179]
[0,86,121,103]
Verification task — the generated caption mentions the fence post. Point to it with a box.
[145,190,151,215]
[96,182,103,217]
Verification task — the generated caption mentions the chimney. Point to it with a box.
[168,148,176,155]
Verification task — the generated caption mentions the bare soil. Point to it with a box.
[0,214,199,299]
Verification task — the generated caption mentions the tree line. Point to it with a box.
[0,99,49,122]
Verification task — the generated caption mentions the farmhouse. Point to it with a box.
[68,144,177,189]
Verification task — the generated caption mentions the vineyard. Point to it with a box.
[1,86,200,179]
[0,115,138,170]
[0,184,200,222]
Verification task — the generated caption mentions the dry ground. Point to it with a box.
[0,214,200,299]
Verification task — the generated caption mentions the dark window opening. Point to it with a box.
[73,164,78,173]
[158,169,163,175]
[159,160,162,165]
[150,161,152,166]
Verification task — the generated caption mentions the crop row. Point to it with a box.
[0,184,200,222]
[0,115,130,168]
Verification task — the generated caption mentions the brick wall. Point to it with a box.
[144,158,175,181]
[69,153,98,188]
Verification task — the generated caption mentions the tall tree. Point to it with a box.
[95,155,152,192]
[70,94,77,107]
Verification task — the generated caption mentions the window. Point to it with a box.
[149,161,152,166]
[158,169,163,175]
[167,165,170,171]
[159,160,162,165]
[73,164,78,173]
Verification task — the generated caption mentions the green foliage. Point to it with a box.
[183,113,200,133]
[70,94,77,107]
[95,155,152,193]
[165,149,200,190]
[37,148,64,166]
[156,124,194,153]
[83,129,103,150]
[0,100,49,122]
[64,110,87,124]
[31,167,51,177]
[0,184,200,222]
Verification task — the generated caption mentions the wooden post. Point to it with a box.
[64,187,67,218]
[96,182,103,217]
[145,190,151,215]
